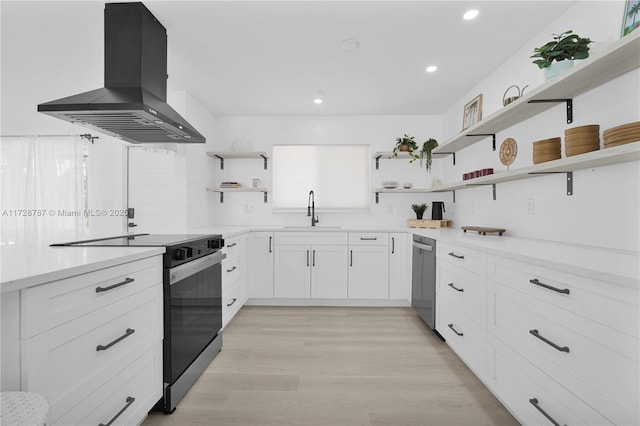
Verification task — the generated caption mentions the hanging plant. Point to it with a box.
[417,138,438,172]
[391,134,420,159]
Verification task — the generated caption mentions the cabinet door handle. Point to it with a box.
[447,324,463,336]
[448,282,464,292]
[529,278,570,294]
[360,237,377,241]
[448,252,464,259]
[98,396,135,426]
[529,398,565,426]
[226,266,237,273]
[312,250,316,267]
[350,250,353,267]
[95,277,134,293]
[268,236,272,253]
[227,298,237,307]
[96,328,135,351]
[227,242,237,248]
[391,237,395,254]
[529,329,569,352]
[307,250,310,267]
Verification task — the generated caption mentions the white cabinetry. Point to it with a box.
[388,232,410,302]
[221,233,249,328]
[436,241,487,378]
[348,233,389,299]
[248,232,274,299]
[486,254,639,426]
[274,232,348,300]
[19,255,163,426]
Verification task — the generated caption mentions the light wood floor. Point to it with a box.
[143,306,518,426]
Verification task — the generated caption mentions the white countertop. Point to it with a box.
[1,243,164,293]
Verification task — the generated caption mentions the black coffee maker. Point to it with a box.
[431,201,445,220]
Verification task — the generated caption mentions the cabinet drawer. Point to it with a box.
[53,343,162,426]
[487,334,614,426]
[348,232,388,246]
[437,242,487,277]
[21,256,162,338]
[437,261,486,328]
[436,298,486,378]
[223,235,243,258]
[488,280,639,421]
[488,254,639,338]
[222,279,242,328]
[22,285,163,423]
[222,255,241,286]
[276,231,347,246]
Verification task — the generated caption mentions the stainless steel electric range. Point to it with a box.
[52,233,226,413]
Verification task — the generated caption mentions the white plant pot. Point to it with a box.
[544,60,574,81]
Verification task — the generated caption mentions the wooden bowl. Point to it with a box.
[603,134,640,145]
[532,146,561,155]
[565,124,600,135]
[604,140,640,149]
[603,130,640,142]
[565,134,600,144]
[532,137,561,148]
[565,139,600,149]
[565,144,599,156]
[533,152,561,164]
[603,122,640,138]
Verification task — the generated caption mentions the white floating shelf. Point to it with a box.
[374,188,433,193]
[206,151,270,169]
[206,187,270,203]
[433,32,640,156]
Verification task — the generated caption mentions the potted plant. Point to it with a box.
[417,138,438,172]
[530,30,593,80]
[391,134,419,159]
[411,203,427,220]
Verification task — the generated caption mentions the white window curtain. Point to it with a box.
[0,135,89,244]
[273,145,370,210]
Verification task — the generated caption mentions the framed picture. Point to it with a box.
[621,0,640,37]
[462,94,483,131]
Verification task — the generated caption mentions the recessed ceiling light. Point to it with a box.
[463,9,479,20]
[426,65,438,73]
[314,90,325,104]
[340,38,360,52]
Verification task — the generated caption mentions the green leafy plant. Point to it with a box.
[418,138,438,172]
[391,134,419,159]
[411,203,427,219]
[530,30,592,69]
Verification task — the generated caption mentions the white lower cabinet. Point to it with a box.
[17,255,164,426]
[348,233,389,300]
[274,232,348,300]
[248,231,274,299]
[222,233,249,328]
[388,232,410,301]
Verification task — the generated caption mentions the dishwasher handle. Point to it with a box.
[412,241,433,252]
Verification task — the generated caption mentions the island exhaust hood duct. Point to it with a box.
[38,2,205,144]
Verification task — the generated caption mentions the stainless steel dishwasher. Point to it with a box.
[411,234,437,330]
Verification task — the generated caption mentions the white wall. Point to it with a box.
[210,115,444,227]
[439,1,639,251]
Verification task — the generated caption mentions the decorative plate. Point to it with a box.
[499,138,518,166]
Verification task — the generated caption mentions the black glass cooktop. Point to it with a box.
[51,233,215,247]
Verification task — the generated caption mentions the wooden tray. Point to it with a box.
[461,226,506,236]
[408,219,452,228]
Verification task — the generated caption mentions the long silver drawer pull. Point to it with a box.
[448,283,464,292]
[529,329,569,352]
[448,252,464,259]
[226,242,237,248]
[360,237,377,240]
[96,328,135,351]
[226,266,237,272]
[98,396,135,426]
[227,298,237,307]
[95,277,134,293]
[448,324,463,336]
[529,278,570,294]
[529,398,565,426]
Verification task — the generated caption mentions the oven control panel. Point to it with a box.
[166,237,224,268]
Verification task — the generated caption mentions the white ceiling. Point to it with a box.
[145,1,577,117]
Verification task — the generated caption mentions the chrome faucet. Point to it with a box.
[307,190,319,227]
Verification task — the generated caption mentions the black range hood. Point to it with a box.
[38,2,205,144]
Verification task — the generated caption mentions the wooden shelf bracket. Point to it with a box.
[527,98,573,124]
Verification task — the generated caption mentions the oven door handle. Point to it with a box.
[169,251,227,285]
